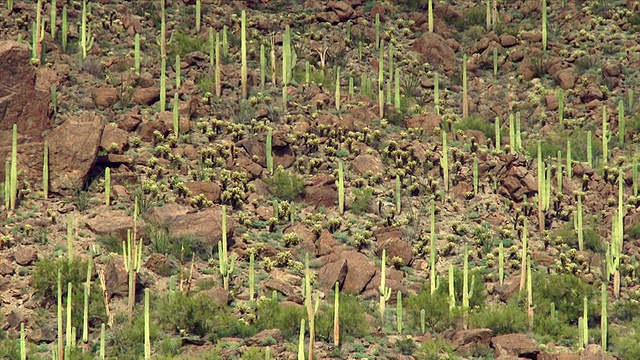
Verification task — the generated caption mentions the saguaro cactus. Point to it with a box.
[333,282,340,346]
[379,249,392,321]
[303,253,319,360]
[218,206,236,291]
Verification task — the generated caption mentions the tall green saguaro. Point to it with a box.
[241,10,248,99]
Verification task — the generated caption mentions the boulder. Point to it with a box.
[45,113,106,195]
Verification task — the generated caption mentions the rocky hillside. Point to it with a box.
[1,0,640,359]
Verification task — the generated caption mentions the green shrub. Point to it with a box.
[532,272,597,324]
[470,298,528,335]
[451,7,485,32]
[549,222,605,253]
[255,298,306,341]
[610,318,640,359]
[167,32,207,58]
[109,314,161,359]
[611,300,640,323]
[453,117,495,145]
[32,258,106,339]
[532,307,576,345]
[350,187,373,215]
[241,346,266,360]
[404,288,461,334]
[96,233,123,254]
[395,337,418,355]
[415,339,457,360]
[264,167,305,202]
[316,292,370,344]
[155,292,254,341]
[0,336,18,360]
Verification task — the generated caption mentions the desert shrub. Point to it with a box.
[32,258,106,335]
[453,116,494,143]
[626,222,640,241]
[350,187,373,215]
[526,129,602,163]
[404,288,461,334]
[96,233,123,254]
[109,314,161,358]
[264,167,305,202]
[169,233,210,261]
[532,306,577,345]
[470,298,528,335]
[549,222,605,254]
[167,32,207,58]
[415,339,457,360]
[611,300,640,323]
[609,318,640,359]
[155,292,254,341]
[396,337,418,355]
[241,346,267,360]
[451,7,485,32]
[254,298,306,341]
[0,334,18,360]
[575,53,601,75]
[532,272,598,324]
[315,292,370,344]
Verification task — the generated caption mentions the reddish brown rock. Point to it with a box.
[491,333,538,358]
[351,154,384,176]
[133,87,160,106]
[13,245,37,266]
[412,32,457,72]
[0,41,52,140]
[500,34,518,47]
[146,204,236,254]
[303,174,337,208]
[92,86,119,108]
[555,69,577,90]
[375,229,414,267]
[203,286,232,306]
[45,113,106,195]
[85,209,135,240]
[185,181,222,203]
[404,113,442,135]
[100,124,129,153]
[443,328,493,353]
[144,253,172,275]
